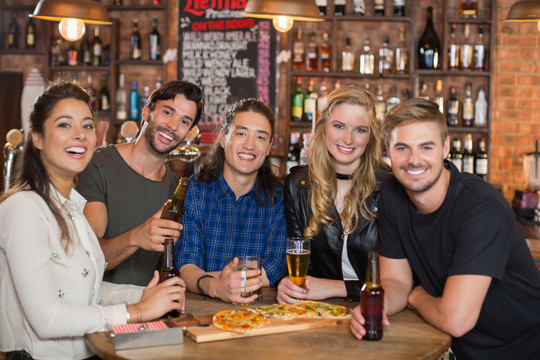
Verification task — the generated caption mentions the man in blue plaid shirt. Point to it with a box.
[175,98,288,304]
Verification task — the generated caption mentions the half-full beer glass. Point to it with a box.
[286,237,311,288]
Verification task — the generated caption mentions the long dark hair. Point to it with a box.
[196,98,280,206]
[146,80,204,128]
[0,80,92,252]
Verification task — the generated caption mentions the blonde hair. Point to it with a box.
[304,85,385,239]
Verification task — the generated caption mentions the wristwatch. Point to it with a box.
[196,274,214,297]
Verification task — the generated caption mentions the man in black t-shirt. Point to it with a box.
[350,98,540,360]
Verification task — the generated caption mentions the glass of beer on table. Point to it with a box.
[286,237,311,288]
[234,256,263,304]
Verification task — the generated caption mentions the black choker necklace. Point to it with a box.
[336,172,353,180]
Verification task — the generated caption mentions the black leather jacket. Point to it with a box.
[284,165,391,301]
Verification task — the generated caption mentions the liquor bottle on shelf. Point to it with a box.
[129,81,140,121]
[394,0,405,17]
[317,79,328,119]
[316,0,327,16]
[130,19,142,60]
[353,0,366,16]
[402,88,410,101]
[459,0,478,19]
[286,132,301,174]
[374,0,385,16]
[342,37,354,72]
[50,37,61,66]
[102,35,111,66]
[475,138,488,181]
[459,24,472,71]
[292,28,305,70]
[474,86,488,127]
[379,36,393,75]
[320,33,331,72]
[419,81,429,100]
[434,79,444,114]
[66,43,78,66]
[462,133,474,173]
[291,77,304,122]
[116,73,128,121]
[140,86,150,109]
[449,137,463,172]
[447,85,460,127]
[114,0,123,5]
[149,17,161,61]
[91,26,102,66]
[81,34,92,65]
[300,132,313,165]
[361,251,384,341]
[395,28,408,74]
[473,25,486,71]
[303,78,317,123]
[85,74,98,112]
[448,24,459,71]
[375,85,385,123]
[7,12,19,50]
[462,82,474,127]
[306,32,318,72]
[334,0,346,16]
[333,79,341,90]
[359,37,375,75]
[99,74,110,112]
[25,15,36,50]
[386,86,400,113]
[417,6,440,69]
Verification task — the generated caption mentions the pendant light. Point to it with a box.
[243,0,323,33]
[504,0,540,32]
[32,0,111,42]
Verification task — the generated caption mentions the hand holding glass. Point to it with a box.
[286,237,311,288]
[234,256,262,304]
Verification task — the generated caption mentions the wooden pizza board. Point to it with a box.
[185,317,350,343]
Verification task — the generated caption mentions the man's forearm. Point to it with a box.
[99,230,138,270]
[381,279,411,316]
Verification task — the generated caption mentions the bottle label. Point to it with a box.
[8,34,14,45]
[463,102,474,120]
[94,44,102,56]
[27,34,34,46]
[394,0,405,5]
[463,158,474,173]
[475,159,488,175]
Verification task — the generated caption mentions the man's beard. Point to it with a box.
[399,164,443,193]
[144,122,182,155]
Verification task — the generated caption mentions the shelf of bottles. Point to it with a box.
[285,0,494,180]
[1,4,42,54]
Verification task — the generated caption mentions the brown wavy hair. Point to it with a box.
[304,85,385,239]
[0,80,93,252]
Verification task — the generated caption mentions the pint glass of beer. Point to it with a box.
[286,237,311,288]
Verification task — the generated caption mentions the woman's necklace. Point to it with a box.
[335,172,353,180]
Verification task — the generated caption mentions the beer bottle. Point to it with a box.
[161,177,190,222]
[361,251,384,341]
[159,238,181,318]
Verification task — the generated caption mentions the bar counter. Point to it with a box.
[86,288,451,360]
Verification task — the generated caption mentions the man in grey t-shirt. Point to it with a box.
[77,81,204,286]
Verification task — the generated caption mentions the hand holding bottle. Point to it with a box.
[130,207,182,253]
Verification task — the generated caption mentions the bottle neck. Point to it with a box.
[365,251,381,287]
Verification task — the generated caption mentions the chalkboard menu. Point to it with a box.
[178,1,277,144]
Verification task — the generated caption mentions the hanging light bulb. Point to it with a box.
[58,18,86,41]
[273,16,294,33]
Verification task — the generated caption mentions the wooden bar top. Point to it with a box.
[85,288,451,360]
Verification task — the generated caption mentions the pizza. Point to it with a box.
[213,301,351,333]
[212,308,269,334]
[295,301,351,319]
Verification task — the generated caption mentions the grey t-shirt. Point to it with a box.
[76,145,178,286]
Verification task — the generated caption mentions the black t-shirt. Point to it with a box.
[378,160,540,360]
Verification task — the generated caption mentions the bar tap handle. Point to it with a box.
[3,129,24,193]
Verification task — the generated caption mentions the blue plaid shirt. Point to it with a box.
[175,174,288,286]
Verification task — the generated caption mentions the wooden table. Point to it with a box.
[86,288,451,360]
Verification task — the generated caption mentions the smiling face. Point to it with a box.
[219,110,273,183]
[32,98,96,184]
[324,103,371,174]
[143,94,198,155]
[386,121,450,195]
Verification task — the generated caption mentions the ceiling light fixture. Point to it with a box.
[32,0,111,42]
[243,0,323,33]
[503,0,540,33]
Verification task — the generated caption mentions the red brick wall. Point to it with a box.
[493,0,540,201]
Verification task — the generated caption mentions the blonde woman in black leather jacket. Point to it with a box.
[277,86,391,303]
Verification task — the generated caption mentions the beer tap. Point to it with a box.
[167,126,200,163]
[3,129,24,193]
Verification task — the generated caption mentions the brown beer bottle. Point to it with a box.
[161,177,190,222]
[361,251,384,340]
[159,238,180,318]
